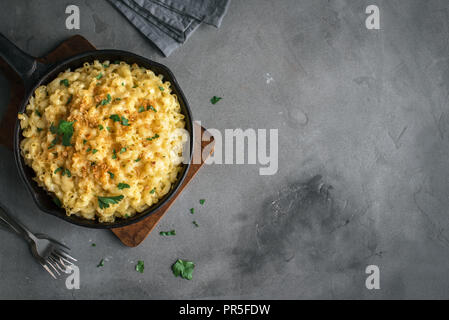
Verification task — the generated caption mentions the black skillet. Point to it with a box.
[0,34,193,229]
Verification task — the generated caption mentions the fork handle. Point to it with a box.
[0,203,37,243]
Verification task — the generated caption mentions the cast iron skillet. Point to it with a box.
[0,34,193,229]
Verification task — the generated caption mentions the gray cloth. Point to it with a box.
[108,0,230,57]
[148,0,230,27]
[131,0,195,32]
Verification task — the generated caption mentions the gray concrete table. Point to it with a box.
[1,0,449,299]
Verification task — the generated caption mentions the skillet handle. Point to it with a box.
[0,33,40,91]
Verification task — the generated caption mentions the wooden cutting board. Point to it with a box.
[0,35,214,247]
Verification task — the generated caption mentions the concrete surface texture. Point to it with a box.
[0,0,449,299]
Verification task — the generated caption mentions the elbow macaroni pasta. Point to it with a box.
[18,60,187,222]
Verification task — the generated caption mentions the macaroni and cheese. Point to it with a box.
[18,60,187,222]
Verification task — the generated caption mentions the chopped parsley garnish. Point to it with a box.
[138,106,145,113]
[136,260,144,273]
[132,84,138,88]
[134,158,141,162]
[114,98,121,101]
[193,221,199,227]
[160,230,176,236]
[52,196,62,207]
[96,73,103,80]
[48,138,58,149]
[54,167,63,174]
[83,139,87,144]
[109,114,120,122]
[92,149,98,154]
[97,195,124,209]
[117,183,130,190]
[147,105,157,112]
[146,134,159,141]
[62,169,72,177]
[172,259,194,280]
[121,82,125,86]
[106,126,112,132]
[97,259,104,267]
[99,94,112,106]
[159,86,164,91]
[98,124,104,130]
[190,208,195,214]
[112,149,117,159]
[107,171,114,179]
[66,94,73,105]
[91,243,96,247]
[150,188,156,194]
[60,79,69,87]
[121,116,130,126]
[120,147,126,154]
[199,199,205,205]
[35,110,42,117]
[86,147,92,152]
[37,128,43,132]
[103,63,109,68]
[57,120,75,146]
[210,96,222,104]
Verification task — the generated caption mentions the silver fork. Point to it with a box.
[0,203,77,279]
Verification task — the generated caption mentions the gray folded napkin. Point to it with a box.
[108,0,230,57]
[131,0,195,32]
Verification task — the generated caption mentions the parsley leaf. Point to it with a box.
[100,94,112,106]
[98,195,124,209]
[62,169,72,177]
[66,94,73,105]
[136,260,144,273]
[121,116,130,126]
[193,221,199,227]
[112,149,117,159]
[134,158,141,162]
[199,199,205,205]
[97,259,104,267]
[92,149,98,154]
[96,73,103,80]
[172,259,194,280]
[83,139,87,144]
[35,110,42,117]
[160,230,176,236]
[146,133,159,141]
[120,147,126,154]
[98,124,104,130]
[190,208,195,214]
[109,114,120,122]
[210,96,222,104]
[150,188,156,194]
[159,86,164,91]
[60,79,69,87]
[147,105,157,112]
[138,106,145,113]
[48,138,58,149]
[107,171,114,179]
[52,196,62,207]
[117,183,130,190]
[57,120,75,146]
[54,167,63,174]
